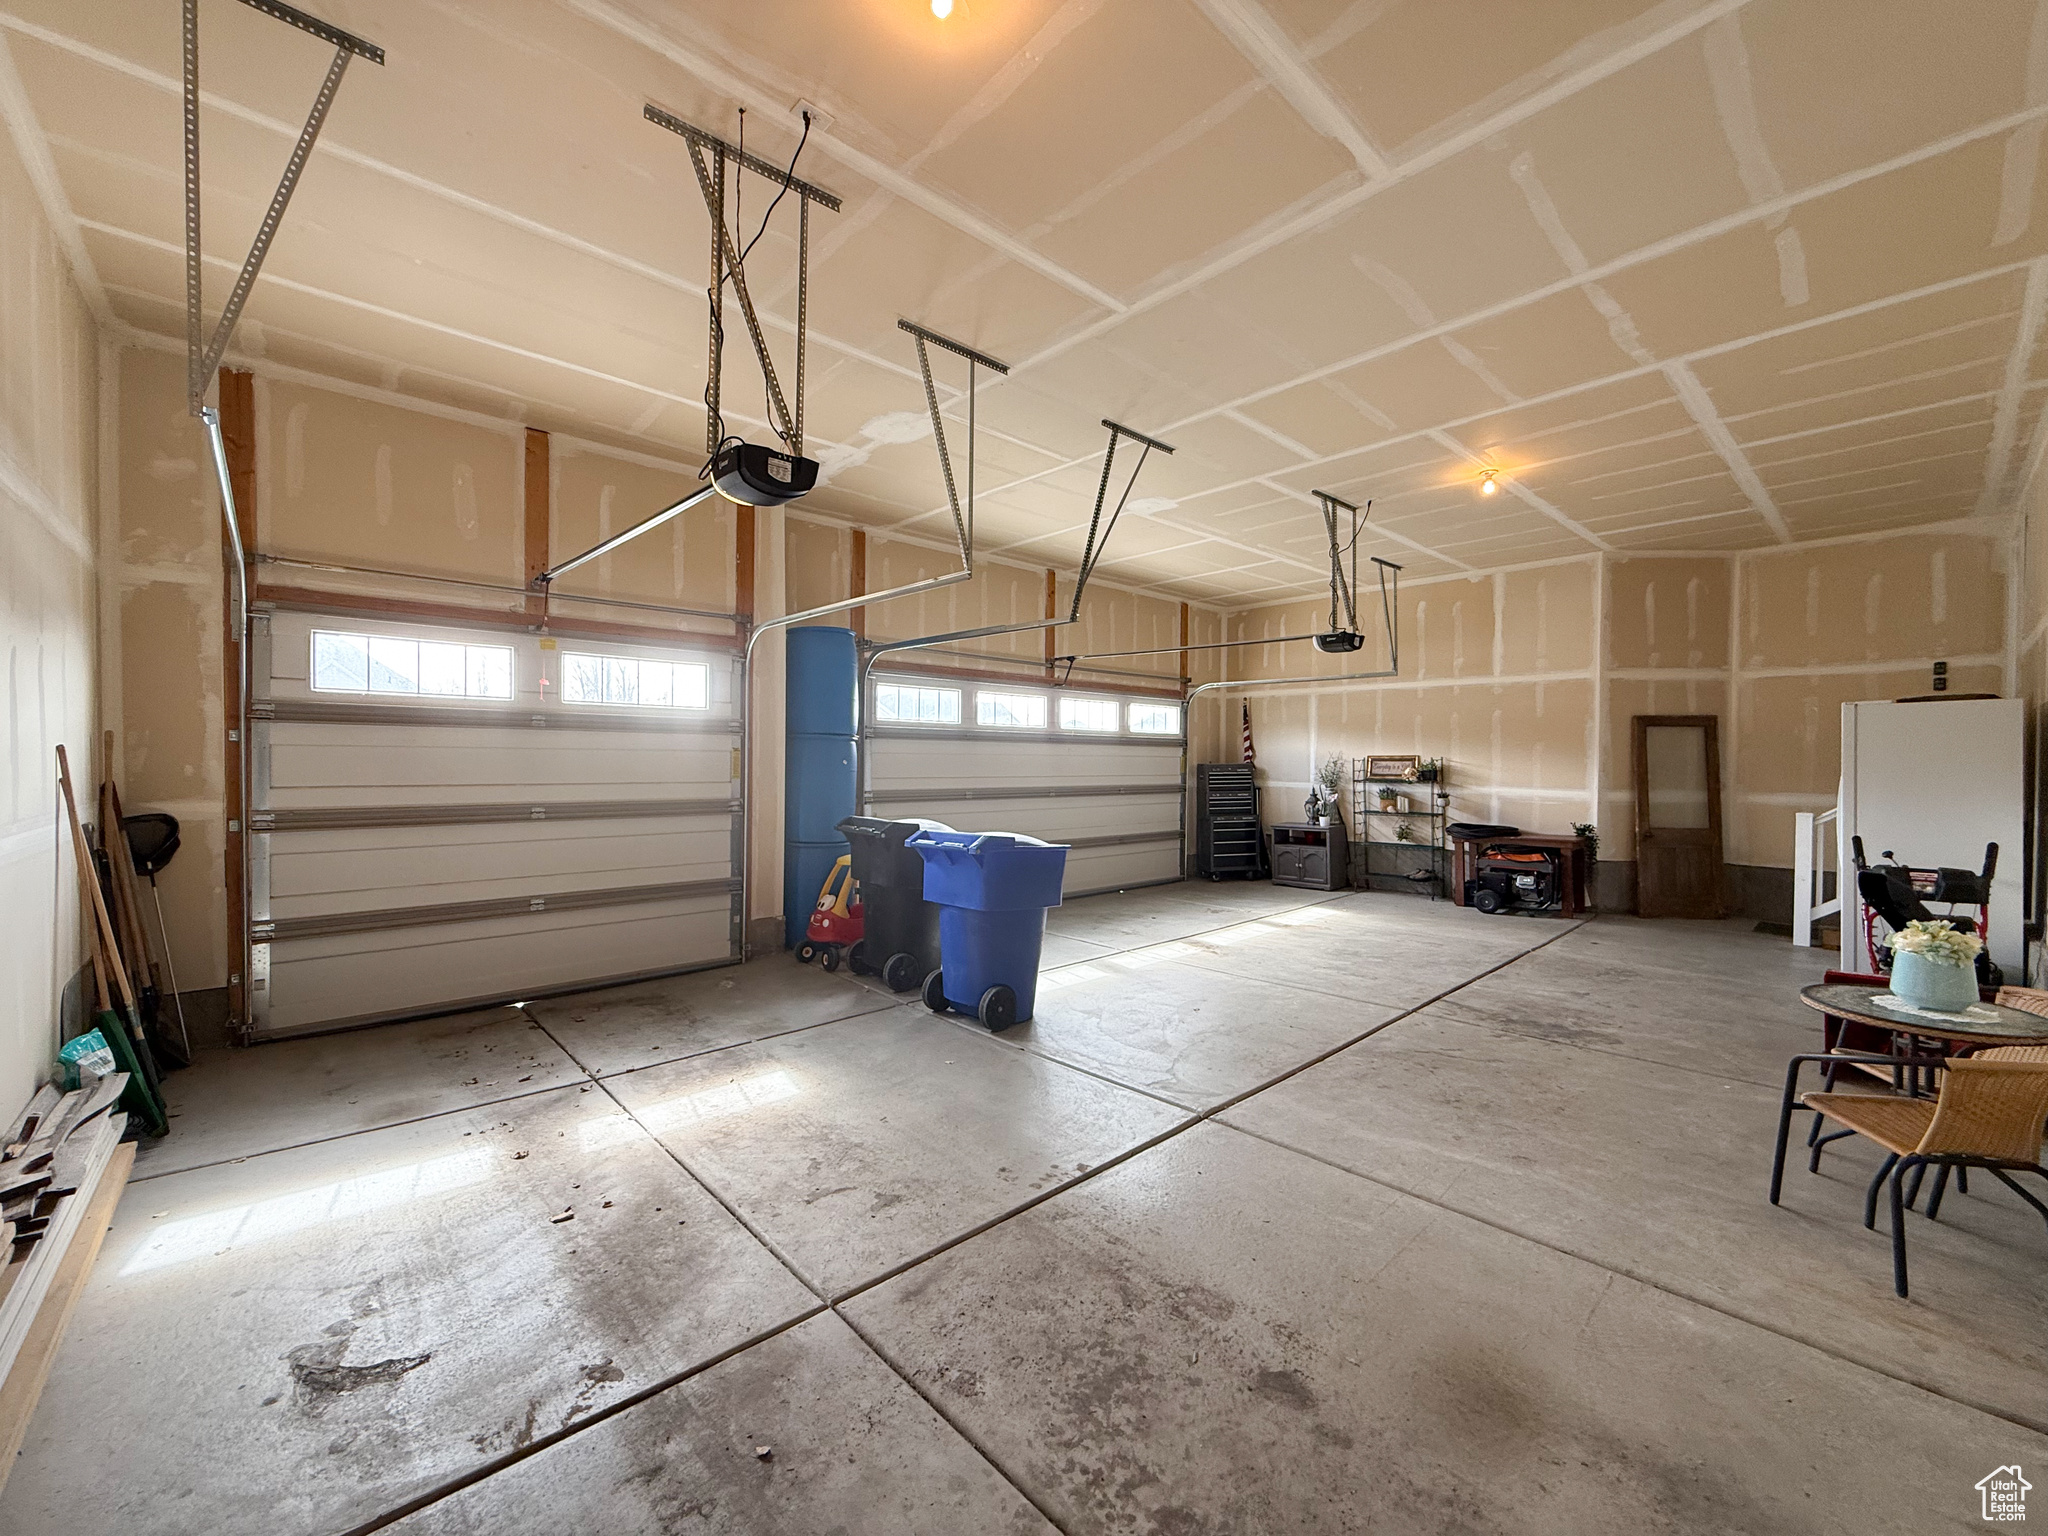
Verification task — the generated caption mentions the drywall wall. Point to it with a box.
[0,115,99,1113]
[1224,558,1600,839]
[1727,529,2006,870]
[106,347,228,997]
[1215,530,2009,908]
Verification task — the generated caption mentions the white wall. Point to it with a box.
[0,104,101,1114]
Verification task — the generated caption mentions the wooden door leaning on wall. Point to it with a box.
[1633,713,1727,919]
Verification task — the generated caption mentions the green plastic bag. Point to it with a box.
[57,1028,118,1091]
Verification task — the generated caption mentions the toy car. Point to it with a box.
[795,854,863,971]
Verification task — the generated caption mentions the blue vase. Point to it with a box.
[1891,949,1976,1011]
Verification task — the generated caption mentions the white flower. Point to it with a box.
[1885,919,1983,968]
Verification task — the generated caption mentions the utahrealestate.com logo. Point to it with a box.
[1979,1466,2031,1522]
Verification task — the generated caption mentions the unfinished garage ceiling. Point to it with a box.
[9,0,2048,602]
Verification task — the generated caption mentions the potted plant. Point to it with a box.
[1571,821,1599,866]
[1315,754,1347,834]
[1416,757,1442,782]
[1884,920,1983,1011]
[1394,821,1416,844]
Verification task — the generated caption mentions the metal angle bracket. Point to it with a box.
[645,103,839,457]
[1311,487,1368,636]
[900,318,1009,568]
[1073,419,1176,619]
[184,0,383,413]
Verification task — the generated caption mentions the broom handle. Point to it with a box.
[56,744,139,1019]
[101,734,155,991]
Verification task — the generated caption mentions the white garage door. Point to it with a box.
[861,672,1185,897]
[248,609,741,1039]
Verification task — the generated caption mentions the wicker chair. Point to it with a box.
[1995,985,2048,1018]
[1770,1053,2048,1296]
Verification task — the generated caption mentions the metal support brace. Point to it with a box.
[902,319,1009,573]
[646,105,840,456]
[184,0,382,413]
[1314,489,1365,636]
[1073,421,1176,620]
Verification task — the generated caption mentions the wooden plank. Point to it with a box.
[220,367,257,1028]
[849,528,866,640]
[4,1087,59,1147]
[735,504,756,622]
[1044,569,1056,675]
[0,1140,133,1494]
[524,428,550,620]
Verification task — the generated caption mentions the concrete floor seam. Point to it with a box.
[542,1016,1088,1534]
[1214,1116,2048,1440]
[332,1303,834,1536]
[829,1303,1078,1536]
[1186,917,1593,1124]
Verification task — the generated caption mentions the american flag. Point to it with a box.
[1241,700,1255,764]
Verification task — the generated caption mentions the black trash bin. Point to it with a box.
[836,816,954,991]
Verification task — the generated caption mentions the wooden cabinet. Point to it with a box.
[1269,823,1347,891]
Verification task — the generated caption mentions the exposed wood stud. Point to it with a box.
[736,504,756,623]
[523,428,550,619]
[217,366,256,1026]
[850,528,867,639]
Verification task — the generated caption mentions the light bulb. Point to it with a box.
[1479,469,1500,496]
[932,0,953,15]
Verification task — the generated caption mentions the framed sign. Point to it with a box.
[1365,754,1419,780]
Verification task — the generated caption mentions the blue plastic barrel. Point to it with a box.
[906,830,1069,1028]
[783,627,857,948]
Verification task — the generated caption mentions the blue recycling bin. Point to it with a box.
[906,829,1069,1030]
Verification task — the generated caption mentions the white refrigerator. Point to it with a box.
[1838,696,2024,977]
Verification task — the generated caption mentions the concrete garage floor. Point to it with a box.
[6,885,2047,1533]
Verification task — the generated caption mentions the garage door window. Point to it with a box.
[977,690,1047,728]
[562,652,709,709]
[312,630,514,700]
[1058,697,1119,732]
[1129,702,1181,735]
[873,682,961,723]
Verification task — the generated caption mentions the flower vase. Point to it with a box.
[1890,949,1977,1011]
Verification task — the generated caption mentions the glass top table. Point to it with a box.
[1799,983,2048,1044]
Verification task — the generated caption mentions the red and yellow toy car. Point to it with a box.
[795,855,863,971]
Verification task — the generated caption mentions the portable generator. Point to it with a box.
[1467,847,1561,915]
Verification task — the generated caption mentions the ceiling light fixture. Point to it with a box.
[932,0,953,16]
[1479,468,1500,496]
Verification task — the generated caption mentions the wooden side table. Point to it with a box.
[1269,822,1349,891]
[1448,832,1591,915]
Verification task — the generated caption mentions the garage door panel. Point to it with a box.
[261,897,734,1037]
[874,796,1178,844]
[251,611,740,1038]
[867,737,1178,791]
[863,674,1185,900]
[1065,842,1181,893]
[269,736,734,799]
[268,820,735,914]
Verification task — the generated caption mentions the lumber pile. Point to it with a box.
[0,1084,132,1489]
